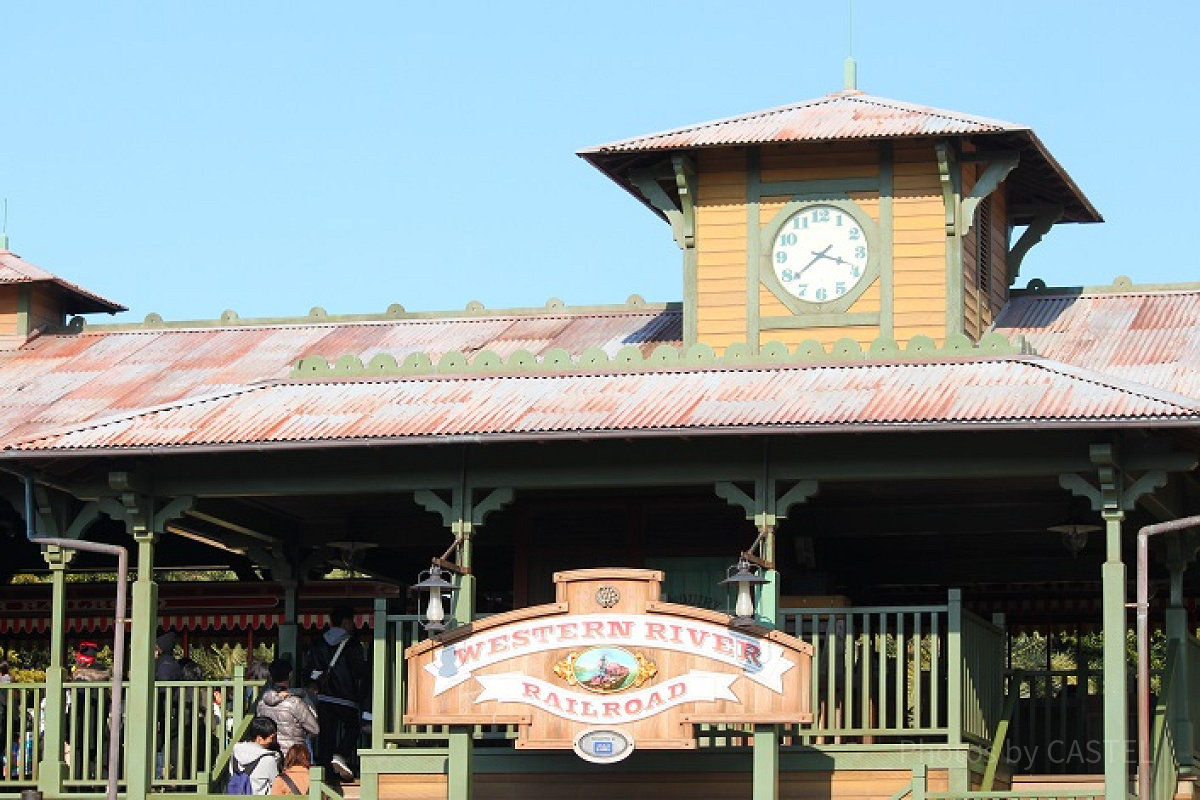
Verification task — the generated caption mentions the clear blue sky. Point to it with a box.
[1,1,1195,322]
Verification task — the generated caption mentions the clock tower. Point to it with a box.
[579,89,1099,353]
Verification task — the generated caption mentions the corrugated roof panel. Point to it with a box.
[995,290,1200,401]
[0,308,682,445]
[9,357,1198,453]
[580,93,1024,154]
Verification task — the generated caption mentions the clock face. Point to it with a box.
[770,204,871,304]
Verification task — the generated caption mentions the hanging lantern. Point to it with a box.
[719,557,770,626]
[412,562,459,634]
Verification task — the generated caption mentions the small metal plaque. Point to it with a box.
[573,728,634,764]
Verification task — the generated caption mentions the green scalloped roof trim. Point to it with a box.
[72,295,674,331]
[290,332,1033,379]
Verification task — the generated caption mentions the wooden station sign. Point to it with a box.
[405,568,813,755]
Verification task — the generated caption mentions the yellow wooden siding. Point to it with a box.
[0,290,18,337]
[892,153,945,344]
[696,158,749,347]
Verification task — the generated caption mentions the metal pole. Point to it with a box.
[23,475,128,800]
[1135,514,1200,800]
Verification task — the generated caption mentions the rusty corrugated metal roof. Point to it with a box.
[0,250,126,313]
[7,356,1197,454]
[0,308,682,444]
[994,288,1200,401]
[580,92,1024,153]
[578,91,1101,225]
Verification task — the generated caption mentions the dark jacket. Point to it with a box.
[304,628,368,709]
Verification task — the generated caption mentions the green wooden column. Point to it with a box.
[447,726,474,800]
[753,724,779,800]
[37,545,73,796]
[278,578,300,668]
[1100,507,1127,800]
[414,486,513,627]
[126,525,159,798]
[1060,443,1179,800]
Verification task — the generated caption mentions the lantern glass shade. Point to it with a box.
[735,582,755,618]
[720,558,770,623]
[411,564,459,632]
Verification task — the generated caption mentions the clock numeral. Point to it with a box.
[835,214,844,226]
[836,282,847,296]
[798,284,809,298]
[792,216,808,230]
[780,269,794,282]
[849,228,860,240]
[815,287,828,301]
[854,246,866,259]
[851,266,862,278]
[780,232,797,247]
[775,251,788,264]
[811,209,830,223]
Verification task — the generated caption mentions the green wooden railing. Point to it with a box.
[0,671,265,794]
[1150,640,1181,800]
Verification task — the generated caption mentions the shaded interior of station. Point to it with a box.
[5,461,1190,634]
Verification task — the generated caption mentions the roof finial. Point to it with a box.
[843,0,858,91]
[1,199,8,251]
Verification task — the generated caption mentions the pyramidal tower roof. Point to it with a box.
[579,90,1100,225]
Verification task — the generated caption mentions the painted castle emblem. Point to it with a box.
[555,646,657,694]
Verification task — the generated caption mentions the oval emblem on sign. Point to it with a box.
[554,647,658,693]
[573,647,639,693]
[573,728,634,764]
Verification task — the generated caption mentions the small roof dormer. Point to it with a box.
[0,248,126,347]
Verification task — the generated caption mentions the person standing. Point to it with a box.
[270,744,311,795]
[257,658,318,758]
[303,606,367,782]
[69,642,111,779]
[230,716,281,795]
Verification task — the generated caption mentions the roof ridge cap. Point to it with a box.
[1025,357,1200,411]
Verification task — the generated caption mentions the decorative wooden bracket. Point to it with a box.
[1060,444,1167,516]
[414,487,514,574]
[935,141,960,236]
[715,479,819,567]
[1007,203,1063,285]
[631,166,689,250]
[671,155,696,249]
[960,153,1019,235]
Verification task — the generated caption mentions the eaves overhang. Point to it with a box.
[3,356,1197,459]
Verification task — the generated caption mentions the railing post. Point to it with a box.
[371,597,388,751]
[36,546,71,797]
[753,724,780,800]
[447,726,473,800]
[125,527,159,799]
[947,588,963,747]
[911,764,927,800]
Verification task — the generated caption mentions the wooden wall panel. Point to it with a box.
[378,767,949,800]
[891,153,945,344]
[29,288,62,332]
[695,154,749,349]
[0,291,18,337]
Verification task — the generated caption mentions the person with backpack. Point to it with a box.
[303,606,368,783]
[229,716,281,795]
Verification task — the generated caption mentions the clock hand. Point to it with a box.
[795,245,834,277]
